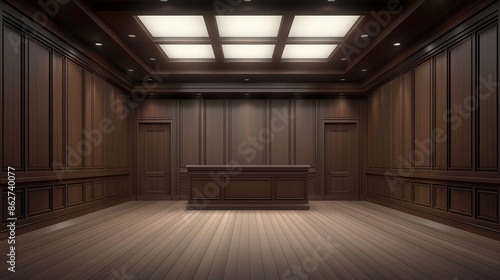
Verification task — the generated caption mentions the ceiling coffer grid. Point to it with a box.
[137,15,360,62]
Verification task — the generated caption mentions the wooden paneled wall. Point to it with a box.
[0,11,132,228]
[366,18,500,233]
[136,97,364,199]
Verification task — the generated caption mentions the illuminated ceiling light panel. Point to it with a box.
[159,44,215,59]
[288,15,360,37]
[282,44,338,59]
[216,16,282,37]
[222,44,275,59]
[137,15,209,37]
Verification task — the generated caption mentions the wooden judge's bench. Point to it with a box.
[186,165,310,210]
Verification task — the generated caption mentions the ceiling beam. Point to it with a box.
[142,83,365,94]
[203,15,224,63]
[152,69,345,75]
[273,15,295,63]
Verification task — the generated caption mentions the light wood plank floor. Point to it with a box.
[1,201,499,280]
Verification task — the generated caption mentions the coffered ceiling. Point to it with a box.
[7,0,480,95]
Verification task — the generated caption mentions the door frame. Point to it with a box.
[136,121,176,199]
[319,119,359,200]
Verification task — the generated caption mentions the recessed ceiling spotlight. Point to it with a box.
[128,69,134,72]
[128,34,136,38]
[393,42,401,46]
[361,69,367,72]
[244,0,252,2]
[95,42,103,46]
[244,78,250,82]
[341,57,347,61]
[340,78,346,81]
[327,0,336,2]
[149,57,156,61]
[361,34,369,38]
[150,93,155,96]
[196,93,202,96]
[147,78,153,81]
[159,0,168,2]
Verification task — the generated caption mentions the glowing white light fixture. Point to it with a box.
[282,44,338,59]
[289,15,360,37]
[222,44,275,59]
[137,15,209,37]
[216,16,282,37]
[159,44,215,59]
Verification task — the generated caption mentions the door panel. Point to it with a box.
[138,124,171,198]
[325,123,358,199]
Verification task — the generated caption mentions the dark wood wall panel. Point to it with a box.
[229,99,266,165]
[28,188,51,216]
[477,25,498,171]
[366,14,499,235]
[114,92,128,169]
[53,185,65,210]
[94,181,106,200]
[413,183,431,207]
[269,99,291,165]
[67,61,84,168]
[107,180,117,197]
[105,83,116,169]
[391,181,402,200]
[205,100,225,165]
[1,10,131,230]
[413,60,432,169]
[2,26,23,170]
[368,90,380,168]
[449,38,473,170]
[449,187,473,216]
[379,83,391,168]
[434,52,448,170]
[402,72,412,169]
[93,76,106,169]
[433,185,447,211]
[137,99,175,119]
[52,54,64,167]
[391,77,402,169]
[86,182,94,202]
[366,93,375,169]
[85,71,94,169]
[67,184,85,206]
[477,190,498,222]
[27,39,51,170]
[321,98,359,118]
[294,99,315,167]
[403,182,411,202]
[180,99,201,166]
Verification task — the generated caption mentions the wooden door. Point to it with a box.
[324,123,358,199]
[138,123,171,199]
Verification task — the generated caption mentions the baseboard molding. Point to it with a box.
[0,196,132,239]
[365,197,500,241]
[186,203,310,210]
